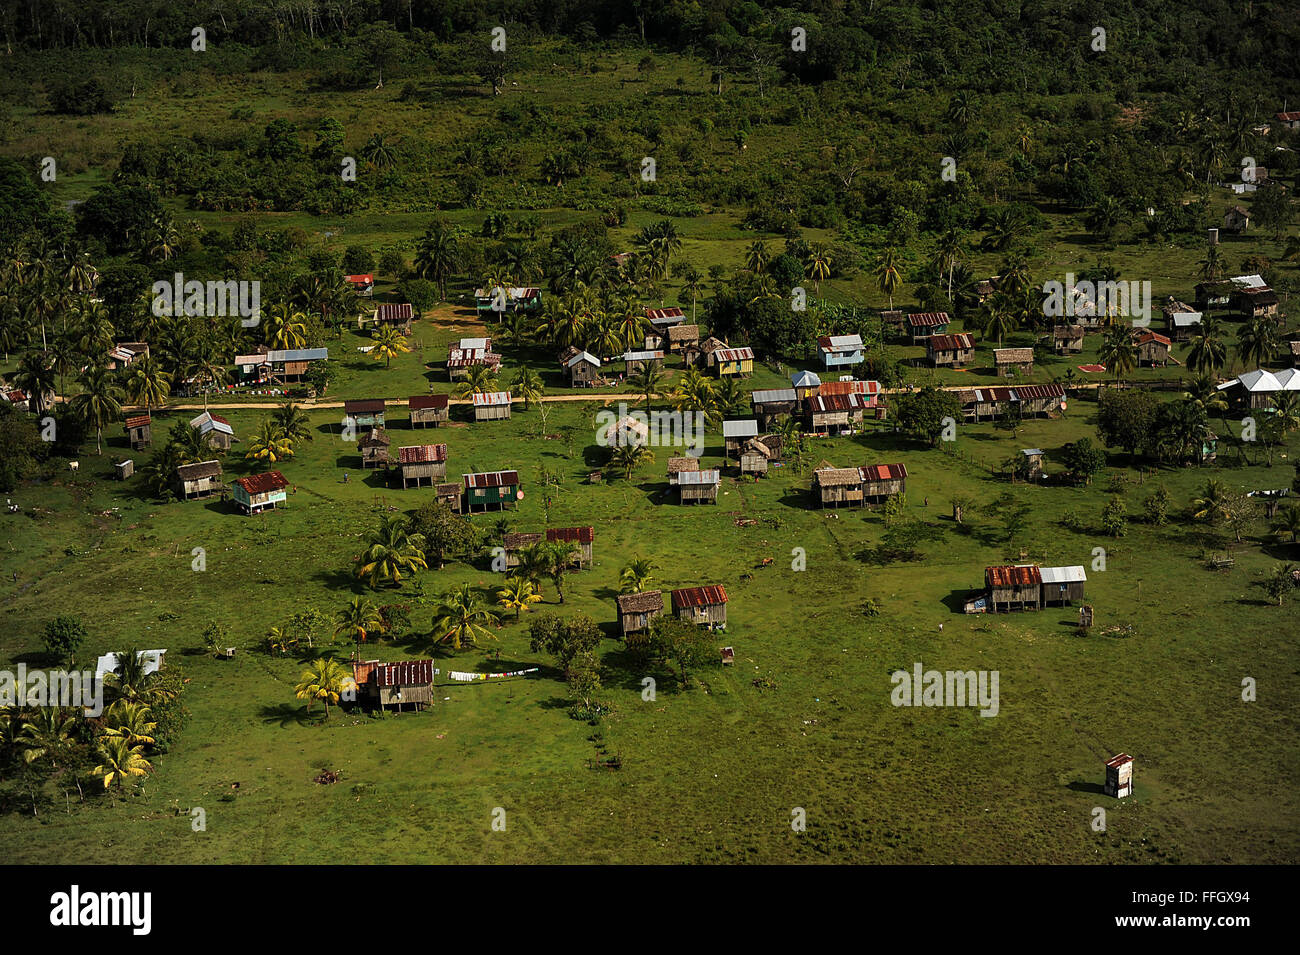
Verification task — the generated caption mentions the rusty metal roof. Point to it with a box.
[235,471,288,495]
[860,463,908,482]
[463,470,519,488]
[985,565,1042,587]
[373,659,436,687]
[907,312,951,326]
[374,303,413,322]
[345,399,386,414]
[472,391,511,406]
[714,347,754,362]
[671,585,728,609]
[124,414,151,429]
[398,444,447,464]
[409,394,449,410]
[805,393,865,413]
[548,526,594,544]
[927,333,975,350]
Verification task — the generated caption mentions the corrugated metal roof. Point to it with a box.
[267,347,328,362]
[399,444,447,464]
[345,399,387,414]
[645,307,685,322]
[676,470,720,485]
[463,470,519,488]
[672,585,728,609]
[860,463,907,482]
[235,471,288,494]
[1039,565,1087,584]
[715,347,754,362]
[190,411,234,436]
[409,394,449,410]
[806,393,865,413]
[985,565,1042,587]
[124,414,151,429]
[928,333,975,350]
[907,312,951,326]
[458,337,491,350]
[722,419,759,438]
[1011,383,1065,400]
[791,370,821,388]
[1106,753,1133,768]
[374,303,413,321]
[623,350,663,362]
[751,388,798,404]
[568,350,601,367]
[548,526,594,544]
[818,334,864,351]
[472,391,511,406]
[374,659,436,687]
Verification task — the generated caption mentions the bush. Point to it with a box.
[41,616,88,663]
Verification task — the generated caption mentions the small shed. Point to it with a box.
[447,347,502,381]
[463,470,520,512]
[994,347,1034,377]
[985,565,1042,612]
[1020,448,1045,479]
[667,456,700,485]
[124,414,152,450]
[233,470,289,515]
[1104,753,1134,799]
[750,388,799,429]
[604,415,650,448]
[115,459,134,480]
[344,399,386,430]
[359,428,394,469]
[547,526,594,567]
[409,394,450,428]
[811,466,864,507]
[671,585,728,629]
[859,463,908,502]
[473,391,512,422]
[502,531,544,568]
[665,323,700,353]
[714,347,754,378]
[906,312,951,344]
[623,349,664,375]
[435,482,463,513]
[791,370,822,400]
[1049,325,1085,354]
[699,336,729,368]
[399,444,448,488]
[616,590,664,638]
[1162,301,1203,342]
[722,419,760,457]
[677,469,720,504]
[175,460,223,500]
[818,334,864,370]
[1039,565,1086,605]
[926,333,976,367]
[1222,206,1250,234]
[739,435,781,477]
[190,411,236,451]
[805,393,866,435]
[372,302,414,334]
[566,351,602,387]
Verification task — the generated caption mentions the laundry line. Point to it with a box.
[434,667,540,683]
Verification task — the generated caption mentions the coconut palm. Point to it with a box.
[509,365,544,411]
[1197,243,1225,281]
[414,220,461,301]
[431,583,499,649]
[453,363,500,398]
[619,558,656,594]
[1270,504,1300,543]
[334,596,384,649]
[124,355,172,412]
[934,229,965,302]
[979,293,1018,347]
[629,362,667,416]
[1236,316,1278,371]
[17,709,79,770]
[1263,562,1297,606]
[608,443,654,480]
[1191,479,1231,526]
[92,737,152,790]
[244,418,294,464]
[99,701,157,748]
[1098,327,1137,384]
[70,365,124,454]
[103,648,175,706]
[746,240,771,274]
[497,577,542,620]
[1272,392,1300,435]
[806,244,833,294]
[272,401,313,444]
[1186,317,1227,376]
[670,367,717,420]
[294,657,349,718]
[353,514,428,588]
[263,304,308,350]
[541,540,581,603]
[371,324,410,368]
[13,350,55,416]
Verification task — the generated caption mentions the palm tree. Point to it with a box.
[17,709,78,771]
[542,540,581,603]
[629,362,667,416]
[619,558,656,594]
[509,365,544,411]
[608,443,654,480]
[294,657,349,718]
[806,244,833,294]
[371,325,410,368]
[244,418,294,464]
[414,220,461,301]
[1186,317,1227,376]
[103,648,175,706]
[124,354,172,413]
[70,365,124,454]
[1272,392,1300,435]
[979,293,1018,347]
[13,350,55,416]
[746,240,771,274]
[353,514,428,588]
[453,363,500,398]
[670,367,718,421]
[1197,243,1225,282]
[334,597,383,649]
[272,402,313,444]
[431,584,499,649]
[263,304,308,350]
[92,737,152,790]
[99,701,157,747]
[1270,504,1300,543]
[872,246,902,310]
[497,577,542,620]
[1236,317,1278,371]
[362,131,396,171]
[934,229,965,302]
[513,543,551,596]
[1099,327,1137,384]
[1191,479,1231,526]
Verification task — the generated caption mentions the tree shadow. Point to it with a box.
[259,702,317,728]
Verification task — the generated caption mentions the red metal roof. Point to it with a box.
[374,303,413,322]
[373,659,436,687]
[345,399,386,413]
[346,274,374,284]
[985,565,1042,587]
[1277,111,1300,122]
[1106,753,1134,768]
[645,307,685,321]
[671,585,728,609]
[235,471,288,495]
[860,463,908,482]
[1136,332,1171,346]
[907,312,951,326]
[805,393,865,413]
[927,333,975,350]
[399,444,447,464]
[409,394,449,410]
[463,470,519,488]
[547,526,594,544]
[124,414,151,429]
[1011,383,1065,400]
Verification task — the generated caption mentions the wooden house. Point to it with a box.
[677,469,721,504]
[714,346,754,378]
[750,388,799,429]
[1278,110,1300,130]
[398,444,448,488]
[1215,368,1300,410]
[556,345,581,367]
[1039,565,1086,605]
[1134,331,1172,367]
[722,419,760,457]
[1049,325,1085,354]
[880,308,906,332]
[623,349,664,375]
[409,394,449,428]
[124,414,152,451]
[667,456,700,485]
[233,470,288,515]
[344,399,386,430]
[791,370,822,400]
[266,347,327,384]
[175,460,223,500]
[372,303,413,334]
[436,482,463,513]
[1231,285,1280,321]
[671,585,728,629]
[502,531,543,568]
[818,379,882,417]
[473,391,512,421]
[805,393,866,436]
[463,470,520,512]
[818,334,864,370]
[566,350,602,387]
[665,323,700,354]
[739,435,781,476]
[1222,205,1250,234]
[906,312,951,344]
[346,273,374,295]
[547,526,594,567]
[1,387,30,412]
[447,347,502,381]
[234,349,272,385]
[994,347,1034,377]
[985,565,1042,612]
[106,342,149,371]
[616,590,664,638]
[1104,753,1134,798]
[604,415,650,448]
[354,659,435,711]
[926,333,975,367]
[1014,383,1066,417]
[1162,301,1203,342]
[190,411,236,451]
[698,336,729,368]
[859,463,908,502]
[959,384,1064,421]
[811,466,864,507]
[358,428,393,469]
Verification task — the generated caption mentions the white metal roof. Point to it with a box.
[792,370,821,388]
[472,391,511,406]
[752,388,797,403]
[1039,566,1087,584]
[677,470,721,485]
[722,419,759,438]
[1230,274,1268,289]
[822,334,864,351]
[95,650,167,681]
[567,351,600,368]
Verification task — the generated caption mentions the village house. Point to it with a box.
[190,411,237,451]
[994,347,1034,377]
[1039,565,1087,606]
[352,659,436,711]
[409,394,450,428]
[859,463,908,502]
[926,332,976,367]
[666,456,700,485]
[671,585,728,629]
[805,392,866,435]
[1048,324,1086,354]
[1216,368,1300,410]
[234,348,272,385]
[398,444,448,488]
[1278,110,1300,130]
[974,277,1001,302]
[1222,205,1250,234]
[713,346,754,378]
[1231,284,1280,321]
[616,590,664,638]
[463,470,520,512]
[502,531,544,568]
[358,428,394,468]
[1,387,30,412]
[906,312,951,344]
[604,415,650,448]
[880,308,906,332]
[548,526,594,567]
[811,465,864,507]
[722,419,760,458]
[818,334,865,370]
[738,434,781,477]
[697,336,729,368]
[263,347,328,385]
[677,469,721,504]
[623,349,664,375]
[106,342,149,371]
[124,414,152,450]
[665,323,700,355]
[566,350,602,387]
[345,273,374,295]
[985,564,1042,612]
[1161,300,1203,342]
[372,302,413,334]
[174,460,223,500]
[447,346,502,381]
[750,388,799,429]
[791,370,822,400]
[436,482,463,513]
[233,470,289,515]
[957,384,1065,422]
[344,399,386,430]
[1134,331,1173,367]
[473,391,512,422]
[818,379,882,416]
[474,286,542,316]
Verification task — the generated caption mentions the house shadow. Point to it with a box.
[941,589,978,614]
[1066,779,1106,795]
